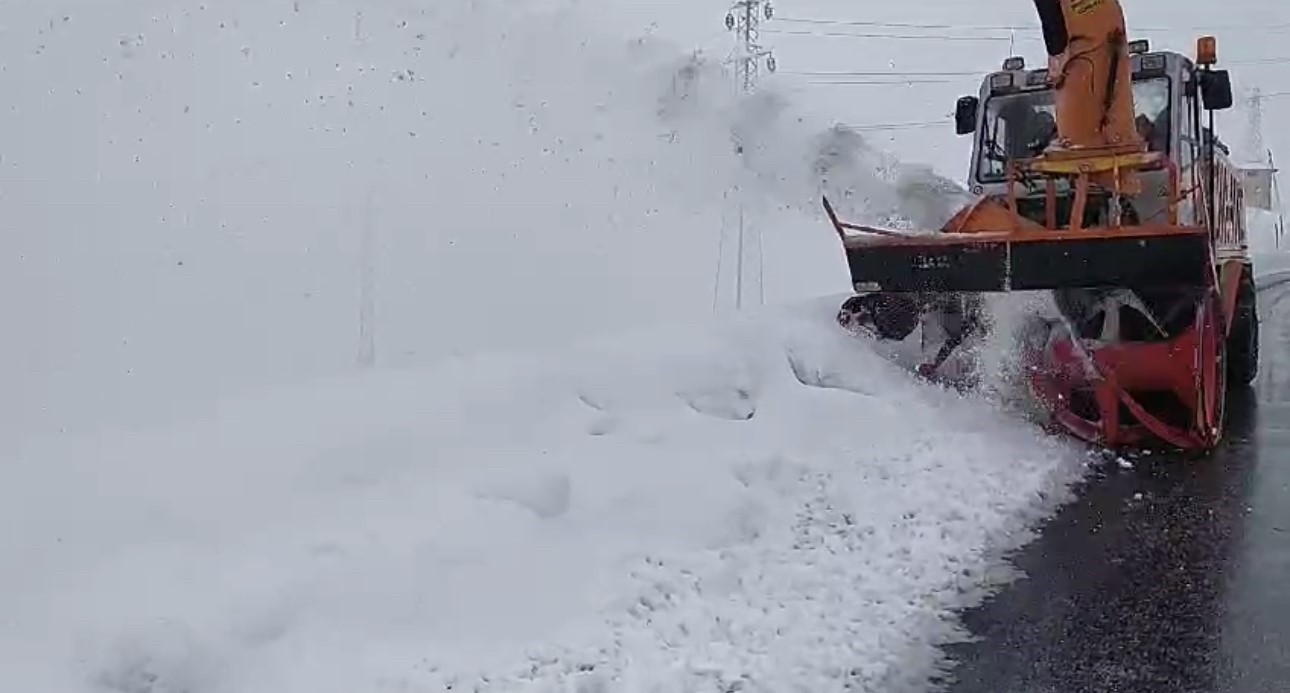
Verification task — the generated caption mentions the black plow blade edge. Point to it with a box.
[844,232,1212,293]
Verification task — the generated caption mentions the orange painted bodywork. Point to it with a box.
[824,2,1243,451]
[945,0,1147,235]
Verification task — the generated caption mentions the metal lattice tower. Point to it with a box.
[725,1,777,95]
[1242,87,1286,248]
[1247,86,1265,163]
[715,1,775,313]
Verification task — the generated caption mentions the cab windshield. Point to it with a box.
[976,77,1171,183]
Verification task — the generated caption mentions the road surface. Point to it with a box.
[942,284,1290,693]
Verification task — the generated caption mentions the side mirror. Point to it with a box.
[1199,69,1233,110]
[955,95,979,135]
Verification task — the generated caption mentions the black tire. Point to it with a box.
[1227,266,1259,389]
[870,293,921,341]
[1210,311,1229,444]
[837,293,921,341]
[1215,305,1229,440]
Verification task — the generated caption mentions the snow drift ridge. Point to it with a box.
[0,298,1088,693]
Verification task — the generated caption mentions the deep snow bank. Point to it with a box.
[3,0,757,439]
[0,299,1087,693]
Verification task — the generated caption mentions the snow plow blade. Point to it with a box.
[824,196,1212,293]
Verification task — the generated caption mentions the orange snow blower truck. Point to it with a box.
[828,0,1257,452]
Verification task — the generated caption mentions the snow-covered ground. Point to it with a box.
[1251,210,1290,290]
[1,297,1089,693]
[3,0,1286,691]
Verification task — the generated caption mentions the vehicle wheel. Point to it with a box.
[1227,267,1259,389]
[1195,288,1228,448]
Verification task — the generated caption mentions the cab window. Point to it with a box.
[1131,77,1170,154]
[976,76,1172,183]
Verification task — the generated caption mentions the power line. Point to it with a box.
[784,57,1290,81]
[801,78,961,86]
[774,15,1290,34]
[763,22,1290,80]
[1233,57,1290,66]
[775,16,1036,32]
[784,69,986,77]
[763,27,1013,42]
[844,120,951,132]
[1138,22,1290,32]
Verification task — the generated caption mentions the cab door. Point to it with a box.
[1178,64,1204,226]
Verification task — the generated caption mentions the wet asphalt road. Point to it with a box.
[941,284,1290,693]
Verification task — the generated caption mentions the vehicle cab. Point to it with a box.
[953,39,1241,250]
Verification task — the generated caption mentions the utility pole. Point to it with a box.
[721,1,775,312]
[1271,149,1286,249]
[1247,86,1265,164]
[726,1,777,95]
[357,190,376,369]
[1249,88,1277,249]
[1241,87,1287,248]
